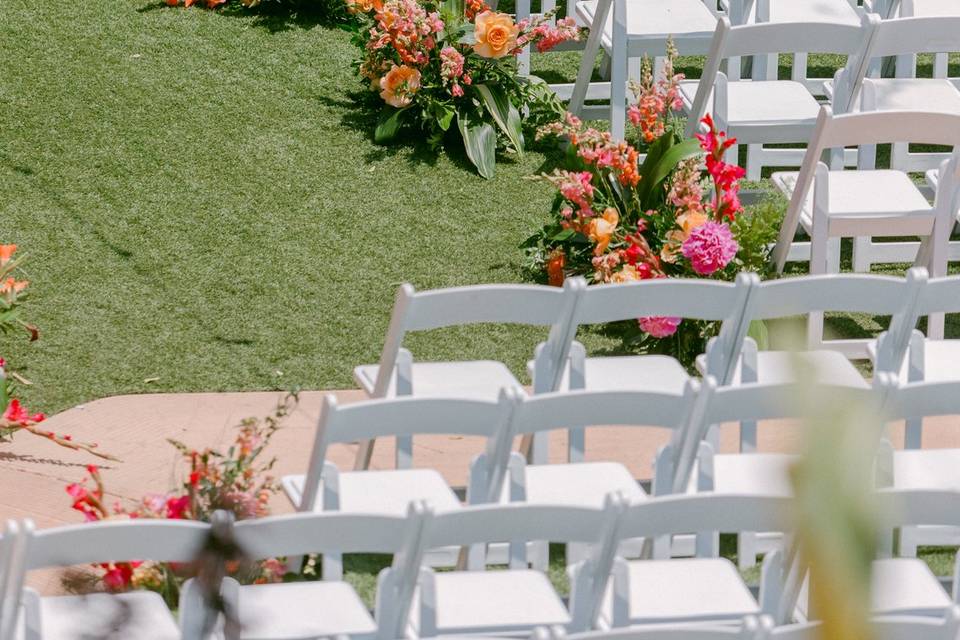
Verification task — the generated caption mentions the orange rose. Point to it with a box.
[379,64,421,108]
[587,207,619,256]
[349,0,382,13]
[473,11,519,59]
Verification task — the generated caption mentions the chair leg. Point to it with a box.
[738,532,758,570]
[852,236,873,273]
[610,41,627,140]
[746,144,763,181]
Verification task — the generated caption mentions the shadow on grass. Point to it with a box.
[138,0,357,33]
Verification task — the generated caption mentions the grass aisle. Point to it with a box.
[0,0,587,412]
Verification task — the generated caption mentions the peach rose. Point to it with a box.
[661,210,708,263]
[587,207,619,256]
[473,11,519,59]
[379,64,421,108]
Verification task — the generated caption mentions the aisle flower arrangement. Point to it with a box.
[350,0,581,178]
[63,393,297,606]
[524,50,777,363]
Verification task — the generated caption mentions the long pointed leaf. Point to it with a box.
[457,113,496,179]
[474,84,524,156]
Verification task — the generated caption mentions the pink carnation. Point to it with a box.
[681,221,738,276]
[638,316,682,338]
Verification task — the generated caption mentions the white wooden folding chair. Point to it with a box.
[354,278,584,469]
[857,15,960,173]
[875,379,960,555]
[603,494,794,628]
[683,376,890,569]
[831,489,960,618]
[493,382,702,565]
[682,15,876,181]
[872,275,960,397]
[723,0,866,91]
[770,108,960,337]
[761,606,960,640]
[533,274,754,399]
[700,270,927,386]
[533,616,765,640]
[567,0,720,139]
[280,392,516,577]
[899,0,960,91]
[407,497,626,637]
[217,504,428,640]
[10,517,217,640]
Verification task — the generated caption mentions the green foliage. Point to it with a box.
[728,195,784,277]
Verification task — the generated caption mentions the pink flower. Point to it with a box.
[101,564,134,591]
[165,495,191,519]
[638,316,682,338]
[3,398,27,423]
[681,221,738,276]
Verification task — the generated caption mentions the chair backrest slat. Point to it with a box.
[404,284,573,331]
[722,20,868,58]
[24,519,211,570]
[868,16,960,58]
[512,385,696,436]
[574,278,747,325]
[886,380,960,421]
[747,274,914,319]
[232,510,419,560]
[917,275,960,315]
[876,489,960,529]
[618,494,793,540]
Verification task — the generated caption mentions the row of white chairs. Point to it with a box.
[351,268,960,468]
[6,489,960,639]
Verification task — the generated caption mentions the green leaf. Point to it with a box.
[474,84,524,156]
[637,137,702,209]
[374,107,407,144]
[435,104,455,132]
[457,113,496,179]
[457,24,476,44]
[747,319,769,351]
[550,228,575,242]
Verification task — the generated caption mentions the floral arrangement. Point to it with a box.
[63,393,297,605]
[524,49,777,363]
[351,0,581,178]
[0,244,115,459]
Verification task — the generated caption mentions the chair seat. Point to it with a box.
[725,350,869,388]
[908,0,960,16]
[712,453,796,496]
[679,80,821,129]
[872,558,951,616]
[894,448,960,491]
[353,360,522,401]
[618,558,760,624]
[430,570,571,634]
[738,0,862,24]
[893,339,960,384]
[864,78,960,113]
[503,461,646,507]
[771,170,933,235]
[576,0,717,52]
[282,469,462,515]
[236,581,377,639]
[546,355,691,394]
[36,592,180,640]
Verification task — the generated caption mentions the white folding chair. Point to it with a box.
[770,108,960,336]
[723,0,866,91]
[900,0,960,92]
[354,279,584,469]
[534,616,765,640]
[494,382,702,564]
[280,392,516,577]
[682,15,876,181]
[603,494,794,628]
[408,497,626,637]
[857,15,960,173]
[684,376,889,569]
[875,380,960,554]
[11,517,218,640]
[533,275,754,398]
[219,504,428,640]
[567,0,720,139]
[873,276,960,398]
[700,270,927,386]
[827,489,960,618]
[761,606,960,640]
